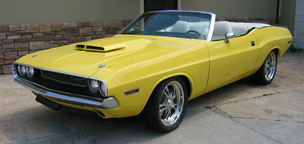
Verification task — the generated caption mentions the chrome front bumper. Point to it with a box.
[12,74,118,109]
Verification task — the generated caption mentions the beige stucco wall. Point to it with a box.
[181,0,277,19]
[0,0,140,25]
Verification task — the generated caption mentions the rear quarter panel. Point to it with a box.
[253,26,293,68]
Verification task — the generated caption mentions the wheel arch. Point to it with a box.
[274,48,280,56]
[153,73,193,99]
[140,73,193,116]
[269,47,280,57]
[257,47,279,70]
[142,73,193,109]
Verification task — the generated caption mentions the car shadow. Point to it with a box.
[1,78,266,143]
[188,78,267,109]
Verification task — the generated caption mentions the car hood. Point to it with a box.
[16,34,205,77]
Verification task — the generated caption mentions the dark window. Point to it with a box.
[144,0,177,12]
[121,12,212,40]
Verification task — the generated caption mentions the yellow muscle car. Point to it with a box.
[13,10,292,132]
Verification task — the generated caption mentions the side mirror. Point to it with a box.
[225,32,235,43]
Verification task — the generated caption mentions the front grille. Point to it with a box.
[14,64,103,99]
[41,70,87,87]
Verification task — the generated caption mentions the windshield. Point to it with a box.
[121,12,212,40]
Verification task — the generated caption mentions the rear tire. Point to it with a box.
[143,77,188,132]
[250,50,277,85]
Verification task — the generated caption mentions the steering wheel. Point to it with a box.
[186,30,201,37]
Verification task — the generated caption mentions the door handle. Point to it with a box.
[251,41,255,47]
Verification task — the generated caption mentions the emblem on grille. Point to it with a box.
[98,64,106,68]
[69,76,85,81]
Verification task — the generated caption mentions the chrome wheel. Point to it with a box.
[159,81,184,126]
[264,52,277,81]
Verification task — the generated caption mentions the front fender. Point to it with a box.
[96,44,209,118]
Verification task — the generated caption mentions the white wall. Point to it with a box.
[294,0,304,49]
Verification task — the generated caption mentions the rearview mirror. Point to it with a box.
[225,32,235,43]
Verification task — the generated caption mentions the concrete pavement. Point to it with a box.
[0,52,304,144]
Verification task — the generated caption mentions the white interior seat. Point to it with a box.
[188,21,209,33]
[212,21,270,40]
[170,21,190,33]
[212,21,233,41]
[230,22,270,36]
[230,23,250,36]
[188,21,209,38]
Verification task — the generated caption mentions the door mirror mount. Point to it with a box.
[225,32,235,43]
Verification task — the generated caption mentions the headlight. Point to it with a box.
[16,64,35,78]
[88,79,107,97]
[89,79,99,94]
[12,64,17,74]
[17,65,23,76]
[26,66,35,78]
[18,65,26,76]
[99,82,107,97]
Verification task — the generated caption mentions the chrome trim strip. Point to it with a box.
[14,63,108,96]
[13,74,117,109]
[146,10,215,15]
[206,13,216,41]
[119,14,142,34]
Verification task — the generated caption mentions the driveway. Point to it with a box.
[0,52,304,144]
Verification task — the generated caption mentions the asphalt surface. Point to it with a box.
[0,52,304,144]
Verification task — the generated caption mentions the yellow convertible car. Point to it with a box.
[13,10,292,132]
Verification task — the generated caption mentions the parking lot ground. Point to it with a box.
[0,52,304,144]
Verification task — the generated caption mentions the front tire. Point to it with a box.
[143,77,188,132]
[250,50,277,85]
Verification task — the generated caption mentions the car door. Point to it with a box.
[205,33,260,92]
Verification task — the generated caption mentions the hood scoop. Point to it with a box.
[76,44,125,52]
